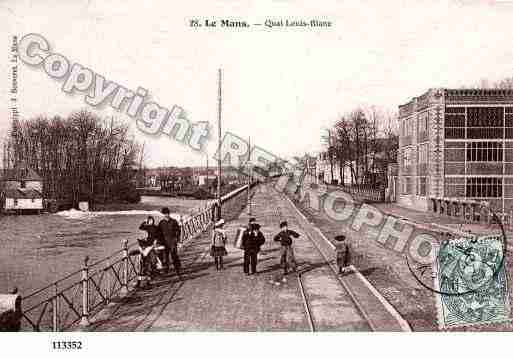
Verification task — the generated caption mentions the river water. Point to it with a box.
[0,196,209,295]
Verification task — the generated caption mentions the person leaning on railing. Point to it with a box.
[138,216,161,279]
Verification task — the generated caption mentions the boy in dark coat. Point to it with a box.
[334,235,350,275]
[273,221,299,274]
[158,207,182,275]
[242,222,265,275]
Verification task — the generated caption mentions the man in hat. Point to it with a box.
[158,207,182,276]
[241,222,265,275]
[334,234,350,275]
[273,221,299,275]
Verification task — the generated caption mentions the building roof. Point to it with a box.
[2,188,43,199]
[399,88,513,117]
[1,166,42,182]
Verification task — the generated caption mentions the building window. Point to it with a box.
[402,177,411,195]
[402,118,414,137]
[418,144,428,164]
[467,107,504,139]
[467,127,503,139]
[418,112,428,135]
[466,177,502,198]
[467,107,503,127]
[417,177,427,196]
[466,142,503,162]
[445,127,465,139]
[445,107,465,139]
[402,148,410,167]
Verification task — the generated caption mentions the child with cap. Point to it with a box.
[335,234,350,275]
[273,221,299,275]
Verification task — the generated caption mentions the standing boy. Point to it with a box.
[273,221,299,275]
[334,234,350,275]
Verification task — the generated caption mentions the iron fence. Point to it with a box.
[18,184,252,331]
[20,239,139,331]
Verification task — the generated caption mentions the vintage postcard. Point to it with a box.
[1,0,513,357]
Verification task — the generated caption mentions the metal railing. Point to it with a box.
[18,183,253,331]
[327,183,385,203]
[20,240,140,331]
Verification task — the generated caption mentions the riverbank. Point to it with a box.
[0,195,210,295]
[92,202,166,212]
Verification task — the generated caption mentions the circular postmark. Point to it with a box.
[406,209,508,297]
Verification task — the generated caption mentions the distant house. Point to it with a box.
[0,165,44,213]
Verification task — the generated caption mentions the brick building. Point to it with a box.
[397,88,513,214]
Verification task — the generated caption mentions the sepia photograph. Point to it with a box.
[1,0,513,357]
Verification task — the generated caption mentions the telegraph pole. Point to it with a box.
[247,136,251,215]
[206,151,209,193]
[216,68,222,220]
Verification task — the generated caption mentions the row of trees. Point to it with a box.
[3,110,144,208]
[322,106,398,187]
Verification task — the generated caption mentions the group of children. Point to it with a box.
[207,217,352,276]
[136,209,352,286]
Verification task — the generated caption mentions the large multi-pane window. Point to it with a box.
[445,106,507,139]
[466,141,503,162]
[506,107,513,139]
[445,107,465,139]
[466,177,502,198]
[467,107,504,139]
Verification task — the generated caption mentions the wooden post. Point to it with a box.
[217,68,222,221]
[247,136,251,216]
[79,256,90,327]
[52,283,59,332]
[179,217,185,242]
[120,240,129,295]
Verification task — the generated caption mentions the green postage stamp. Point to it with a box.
[434,235,510,329]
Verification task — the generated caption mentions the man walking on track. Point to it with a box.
[242,222,265,275]
[158,207,182,276]
[273,221,299,275]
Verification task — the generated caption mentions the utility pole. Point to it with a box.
[217,68,222,220]
[306,153,310,183]
[247,136,251,215]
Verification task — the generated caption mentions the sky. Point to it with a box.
[2,0,513,167]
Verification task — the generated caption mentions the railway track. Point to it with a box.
[271,190,372,332]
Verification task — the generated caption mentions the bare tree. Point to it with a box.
[4,110,143,208]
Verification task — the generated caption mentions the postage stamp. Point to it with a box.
[434,235,510,329]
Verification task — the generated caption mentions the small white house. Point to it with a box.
[198,175,216,187]
[1,166,44,213]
